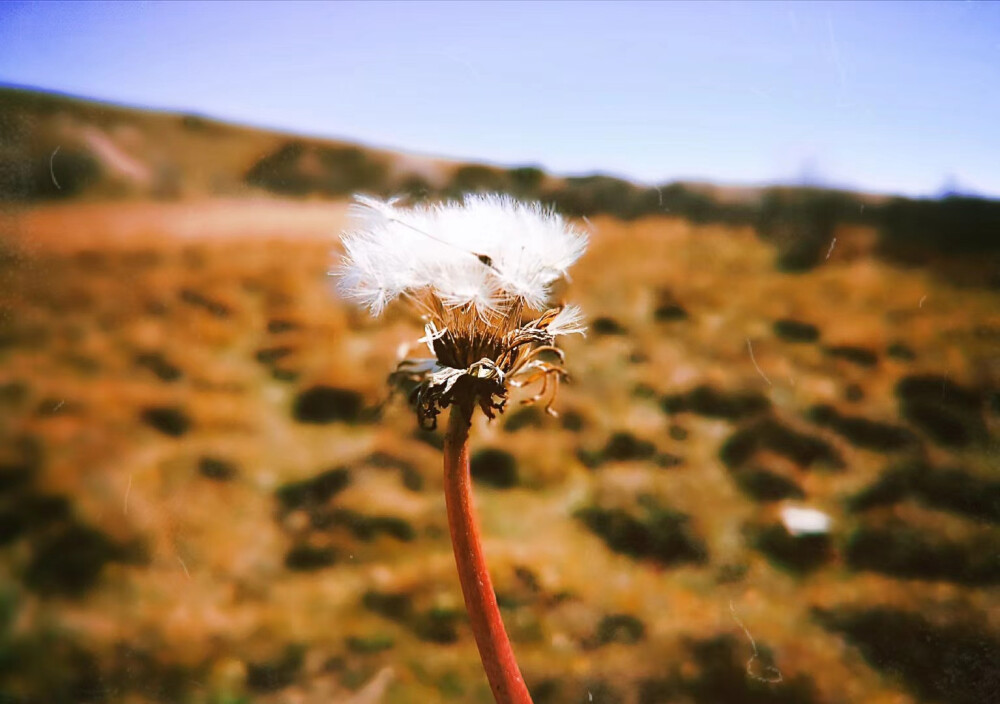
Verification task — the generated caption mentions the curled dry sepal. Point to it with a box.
[334,194,588,428]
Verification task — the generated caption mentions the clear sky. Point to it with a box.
[1,1,998,197]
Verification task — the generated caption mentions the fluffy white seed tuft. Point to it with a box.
[334,194,588,316]
[544,304,587,338]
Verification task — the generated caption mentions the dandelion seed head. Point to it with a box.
[336,193,588,428]
[336,193,587,315]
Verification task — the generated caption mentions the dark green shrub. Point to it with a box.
[470,448,518,488]
[0,147,102,201]
[878,195,1000,260]
[507,166,545,196]
[445,164,511,196]
[245,142,311,195]
[755,188,866,271]
[245,141,389,197]
[544,174,644,219]
[575,496,708,566]
[818,608,1000,704]
[316,145,388,195]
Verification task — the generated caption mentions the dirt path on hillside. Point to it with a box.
[4,197,352,251]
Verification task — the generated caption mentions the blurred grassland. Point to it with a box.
[0,87,999,704]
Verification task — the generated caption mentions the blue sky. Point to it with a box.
[1,1,998,197]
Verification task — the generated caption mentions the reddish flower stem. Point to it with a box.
[444,403,533,704]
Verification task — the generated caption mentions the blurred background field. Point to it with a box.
[1,3,1000,703]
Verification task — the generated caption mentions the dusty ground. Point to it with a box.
[0,197,998,704]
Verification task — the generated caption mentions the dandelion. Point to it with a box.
[334,193,588,704]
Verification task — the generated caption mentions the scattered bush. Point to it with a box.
[246,645,304,693]
[896,374,986,448]
[576,496,708,566]
[662,385,771,421]
[879,195,1000,260]
[639,635,819,704]
[755,188,866,271]
[284,544,337,571]
[470,448,518,488]
[25,522,124,596]
[445,164,512,196]
[0,146,102,201]
[601,432,656,462]
[198,456,237,481]
[275,467,351,510]
[773,318,820,343]
[141,406,191,437]
[292,386,364,424]
[135,352,182,382]
[753,524,832,574]
[818,607,1000,704]
[719,418,842,471]
[846,524,1000,585]
[847,461,1000,524]
[245,141,389,197]
[823,345,878,367]
[734,468,805,503]
[591,316,627,335]
[807,404,917,451]
[593,613,646,646]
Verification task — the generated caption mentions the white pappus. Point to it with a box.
[334,193,589,428]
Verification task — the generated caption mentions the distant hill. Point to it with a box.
[0,84,460,201]
[2,84,998,280]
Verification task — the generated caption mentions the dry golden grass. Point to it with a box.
[0,197,998,704]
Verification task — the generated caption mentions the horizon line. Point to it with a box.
[3,80,995,204]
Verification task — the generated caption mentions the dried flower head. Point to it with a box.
[335,193,588,428]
